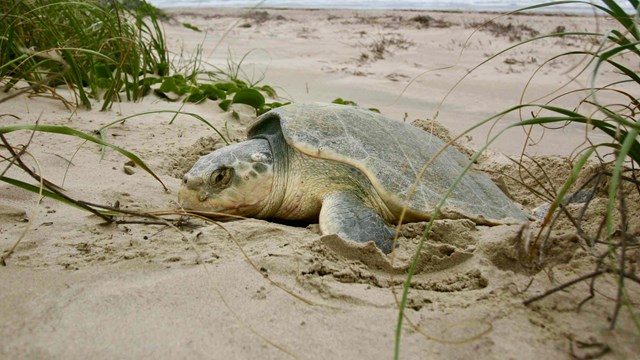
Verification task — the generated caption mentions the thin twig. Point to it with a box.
[114,220,174,226]
[577,268,599,311]
[625,273,640,285]
[610,184,628,329]
[523,270,605,306]
[0,72,67,106]
[0,116,38,177]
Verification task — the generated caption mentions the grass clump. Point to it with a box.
[467,20,540,42]
[153,71,284,115]
[0,0,169,110]
[358,32,414,63]
[0,1,286,229]
[410,15,453,29]
[395,0,640,358]
[0,0,284,114]
[331,98,380,113]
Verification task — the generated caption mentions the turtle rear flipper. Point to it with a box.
[319,192,395,254]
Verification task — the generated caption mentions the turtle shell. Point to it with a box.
[248,103,528,224]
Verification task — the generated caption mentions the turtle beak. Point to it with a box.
[178,174,206,209]
[182,173,203,190]
[181,174,212,202]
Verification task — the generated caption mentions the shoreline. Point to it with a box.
[149,0,630,15]
[165,6,598,17]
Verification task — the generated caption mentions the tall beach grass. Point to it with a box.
[0,0,282,215]
[0,0,169,110]
[395,0,640,358]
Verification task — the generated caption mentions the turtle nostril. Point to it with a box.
[183,174,203,190]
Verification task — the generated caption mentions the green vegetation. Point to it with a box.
[0,0,282,114]
[153,72,286,115]
[331,98,380,113]
[0,0,173,219]
[395,1,640,357]
[0,0,286,264]
[182,22,202,32]
[0,0,169,110]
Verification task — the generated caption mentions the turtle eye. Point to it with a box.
[209,167,233,188]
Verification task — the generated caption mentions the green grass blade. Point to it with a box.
[396,2,640,354]
[394,101,639,356]
[541,148,595,224]
[0,124,167,190]
[606,59,640,84]
[601,0,640,40]
[99,110,230,145]
[0,0,170,110]
[606,127,639,239]
[0,176,87,211]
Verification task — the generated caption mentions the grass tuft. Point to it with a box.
[0,0,169,110]
[358,32,414,64]
[395,1,640,358]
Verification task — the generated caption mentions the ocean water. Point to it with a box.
[147,0,637,14]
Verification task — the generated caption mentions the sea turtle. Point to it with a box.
[179,103,529,253]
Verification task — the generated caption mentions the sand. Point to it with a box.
[1,7,639,360]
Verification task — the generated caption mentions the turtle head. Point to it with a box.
[178,139,274,217]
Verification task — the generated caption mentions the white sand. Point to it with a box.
[1,8,638,359]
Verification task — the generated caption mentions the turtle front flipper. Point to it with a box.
[319,192,395,254]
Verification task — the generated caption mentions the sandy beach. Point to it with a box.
[1,7,639,359]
